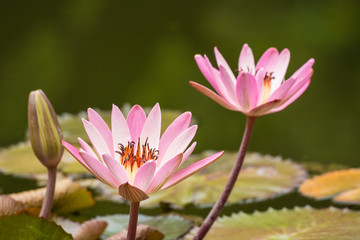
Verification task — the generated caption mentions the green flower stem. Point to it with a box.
[39,167,57,220]
[127,201,140,240]
[194,116,256,240]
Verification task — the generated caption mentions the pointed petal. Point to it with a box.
[270,48,290,92]
[111,104,131,154]
[255,47,279,71]
[140,103,161,149]
[267,78,296,102]
[254,68,266,105]
[238,44,255,74]
[158,125,197,167]
[247,99,282,117]
[80,150,119,188]
[88,108,113,156]
[180,142,197,165]
[102,153,130,185]
[133,160,156,192]
[82,119,111,160]
[189,81,238,111]
[195,54,215,87]
[236,72,258,110]
[146,153,182,193]
[290,58,315,80]
[118,182,149,202]
[159,111,192,160]
[195,55,225,96]
[214,47,233,74]
[63,140,102,180]
[219,65,237,103]
[78,137,98,160]
[126,105,146,142]
[161,151,224,190]
[269,70,313,113]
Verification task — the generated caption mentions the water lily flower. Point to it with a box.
[63,104,223,202]
[190,44,314,117]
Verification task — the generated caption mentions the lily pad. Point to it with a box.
[8,179,95,215]
[96,214,192,240]
[299,169,360,204]
[0,141,84,176]
[53,216,108,240]
[140,152,307,208]
[190,207,360,240]
[0,214,72,240]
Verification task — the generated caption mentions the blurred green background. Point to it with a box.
[0,0,359,166]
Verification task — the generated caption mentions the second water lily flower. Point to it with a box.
[190,44,314,117]
[63,103,223,202]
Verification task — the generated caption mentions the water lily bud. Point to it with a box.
[28,90,63,169]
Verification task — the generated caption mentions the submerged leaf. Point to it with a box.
[140,152,307,207]
[192,207,360,240]
[0,214,72,240]
[96,214,192,240]
[299,169,360,204]
[8,179,94,215]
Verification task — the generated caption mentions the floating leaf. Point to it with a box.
[8,179,95,215]
[191,207,360,240]
[140,152,307,208]
[54,217,108,240]
[0,141,82,176]
[96,214,192,240]
[299,169,360,204]
[0,214,72,240]
[105,224,164,240]
[0,196,27,217]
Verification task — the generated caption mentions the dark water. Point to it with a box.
[0,0,359,169]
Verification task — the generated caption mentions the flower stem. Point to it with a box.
[194,116,256,240]
[127,201,140,240]
[39,167,57,220]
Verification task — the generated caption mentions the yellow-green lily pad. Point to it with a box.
[8,179,95,215]
[96,214,192,240]
[0,214,72,240]
[140,152,307,208]
[192,207,360,240]
[299,169,360,204]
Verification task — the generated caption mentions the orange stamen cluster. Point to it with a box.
[116,138,158,181]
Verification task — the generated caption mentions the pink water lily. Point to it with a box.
[190,44,314,117]
[63,104,223,202]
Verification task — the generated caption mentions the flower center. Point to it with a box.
[116,137,158,182]
[261,72,274,103]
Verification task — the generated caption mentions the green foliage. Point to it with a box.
[0,214,72,240]
[140,152,307,207]
[202,207,360,240]
[96,214,192,240]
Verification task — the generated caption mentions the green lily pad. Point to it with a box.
[190,207,360,240]
[299,169,360,205]
[9,179,95,215]
[0,214,72,240]
[140,152,307,208]
[96,214,192,240]
[0,141,83,176]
